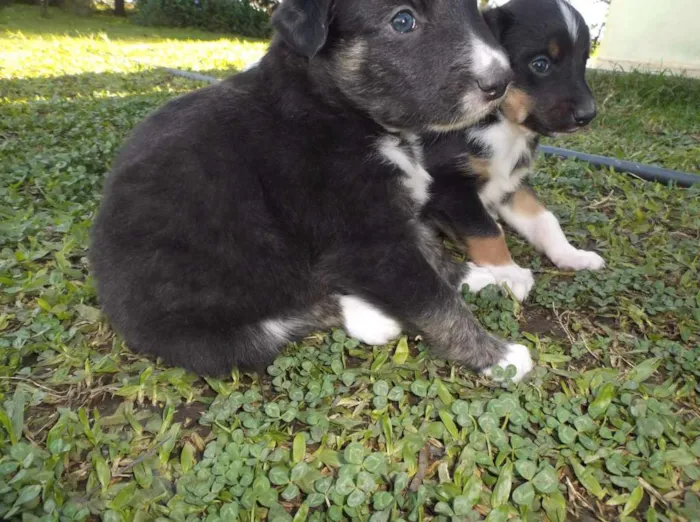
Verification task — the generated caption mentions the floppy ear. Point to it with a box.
[271,0,333,58]
[483,7,511,43]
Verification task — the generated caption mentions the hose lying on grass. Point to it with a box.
[162,67,700,188]
[539,146,699,187]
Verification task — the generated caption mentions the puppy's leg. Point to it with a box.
[337,218,471,346]
[330,241,533,382]
[423,172,534,301]
[464,231,535,302]
[498,187,605,271]
[336,218,474,346]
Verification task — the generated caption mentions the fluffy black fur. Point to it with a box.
[90,0,516,376]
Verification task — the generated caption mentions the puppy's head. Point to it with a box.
[485,0,596,135]
[272,0,513,132]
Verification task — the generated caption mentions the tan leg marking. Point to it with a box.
[466,234,513,266]
[510,188,546,217]
[501,87,533,125]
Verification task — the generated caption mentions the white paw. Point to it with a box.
[462,263,498,293]
[462,262,534,301]
[482,343,534,383]
[551,248,605,271]
[339,295,401,345]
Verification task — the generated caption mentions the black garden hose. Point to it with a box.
[160,68,220,84]
[160,67,700,188]
[539,145,700,187]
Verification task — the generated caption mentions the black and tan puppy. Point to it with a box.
[90,0,535,382]
[423,0,605,301]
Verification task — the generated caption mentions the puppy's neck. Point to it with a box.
[491,110,535,139]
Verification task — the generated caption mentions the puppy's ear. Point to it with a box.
[483,7,512,43]
[272,0,333,58]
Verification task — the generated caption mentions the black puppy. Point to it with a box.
[423,0,605,302]
[90,0,534,381]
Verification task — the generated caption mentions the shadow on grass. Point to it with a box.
[0,67,239,102]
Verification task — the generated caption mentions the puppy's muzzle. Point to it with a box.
[469,39,513,103]
[572,98,597,127]
[477,70,513,102]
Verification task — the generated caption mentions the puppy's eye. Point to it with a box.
[530,56,552,76]
[391,11,416,33]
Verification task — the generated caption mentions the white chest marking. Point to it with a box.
[378,135,432,207]
[469,118,533,210]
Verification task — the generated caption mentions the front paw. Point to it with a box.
[461,263,497,293]
[482,343,534,383]
[462,262,534,302]
[551,248,605,271]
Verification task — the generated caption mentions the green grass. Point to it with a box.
[1,5,699,522]
[551,70,700,172]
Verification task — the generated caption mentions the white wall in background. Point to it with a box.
[594,0,700,77]
[489,0,700,77]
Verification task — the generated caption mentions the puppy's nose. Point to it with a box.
[573,102,597,126]
[470,37,513,102]
[477,76,512,102]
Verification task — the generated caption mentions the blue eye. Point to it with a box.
[391,11,416,33]
[530,56,552,75]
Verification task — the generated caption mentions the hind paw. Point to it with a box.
[339,295,401,345]
[481,343,533,383]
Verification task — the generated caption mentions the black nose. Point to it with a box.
[572,104,597,126]
[478,78,511,102]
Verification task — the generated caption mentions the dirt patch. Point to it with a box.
[24,403,60,443]
[88,394,124,417]
[173,401,208,427]
[521,307,566,338]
